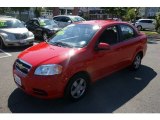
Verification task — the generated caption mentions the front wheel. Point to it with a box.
[65,74,89,101]
[131,54,142,70]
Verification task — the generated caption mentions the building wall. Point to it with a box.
[139,7,160,18]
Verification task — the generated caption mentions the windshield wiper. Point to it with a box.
[49,41,73,48]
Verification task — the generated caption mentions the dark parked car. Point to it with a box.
[25,18,60,40]
[53,15,85,28]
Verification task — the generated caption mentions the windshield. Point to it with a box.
[48,24,100,48]
[40,19,57,26]
[0,19,25,28]
[71,17,85,22]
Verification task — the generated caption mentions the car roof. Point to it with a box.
[0,17,17,21]
[53,15,82,18]
[32,18,51,20]
[138,19,154,21]
[75,20,127,27]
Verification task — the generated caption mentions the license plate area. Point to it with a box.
[14,74,22,86]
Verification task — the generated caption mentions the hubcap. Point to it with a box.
[134,55,141,69]
[71,78,87,99]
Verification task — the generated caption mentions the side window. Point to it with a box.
[98,26,118,45]
[61,17,71,22]
[147,20,153,23]
[53,17,61,21]
[120,25,135,40]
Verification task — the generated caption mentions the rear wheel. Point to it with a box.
[131,53,142,70]
[65,74,89,101]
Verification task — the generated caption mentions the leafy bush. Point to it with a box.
[155,12,160,33]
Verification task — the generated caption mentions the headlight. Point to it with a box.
[1,32,15,40]
[28,31,34,37]
[34,64,62,75]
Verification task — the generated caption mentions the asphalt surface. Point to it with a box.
[0,38,160,113]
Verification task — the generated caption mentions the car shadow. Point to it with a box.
[8,65,157,113]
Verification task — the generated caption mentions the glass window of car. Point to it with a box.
[53,17,61,21]
[98,26,118,45]
[0,19,25,28]
[139,20,153,23]
[71,16,85,22]
[120,25,135,40]
[39,19,58,26]
[48,24,100,48]
[61,17,71,23]
[146,20,153,23]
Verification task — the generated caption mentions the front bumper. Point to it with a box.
[13,67,67,99]
[4,36,34,47]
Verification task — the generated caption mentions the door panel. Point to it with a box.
[89,25,122,81]
[90,46,120,81]
[118,24,140,68]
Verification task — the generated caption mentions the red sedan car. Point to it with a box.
[13,20,147,101]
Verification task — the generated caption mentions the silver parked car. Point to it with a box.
[135,19,156,31]
[53,15,85,28]
[0,17,34,49]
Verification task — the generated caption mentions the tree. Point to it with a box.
[155,12,160,33]
[102,7,128,19]
[102,7,117,18]
[115,7,128,19]
[10,7,30,20]
[0,7,10,15]
[126,8,136,21]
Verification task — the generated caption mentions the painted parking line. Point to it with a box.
[0,49,12,59]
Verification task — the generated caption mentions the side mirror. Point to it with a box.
[97,42,111,50]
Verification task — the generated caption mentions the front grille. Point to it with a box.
[15,59,32,75]
[15,33,28,40]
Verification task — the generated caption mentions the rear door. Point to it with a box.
[117,24,140,68]
[147,20,155,30]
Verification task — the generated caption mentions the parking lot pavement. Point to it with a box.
[0,39,160,113]
[0,49,12,59]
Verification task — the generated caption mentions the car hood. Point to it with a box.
[18,42,78,66]
[0,28,29,34]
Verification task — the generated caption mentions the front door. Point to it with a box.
[89,25,122,81]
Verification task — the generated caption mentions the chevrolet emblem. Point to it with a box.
[16,62,25,69]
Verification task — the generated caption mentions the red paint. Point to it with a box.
[13,20,147,99]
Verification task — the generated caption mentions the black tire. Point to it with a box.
[65,74,90,101]
[137,25,142,31]
[130,53,142,70]
[0,38,5,49]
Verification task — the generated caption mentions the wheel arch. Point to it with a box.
[69,71,92,83]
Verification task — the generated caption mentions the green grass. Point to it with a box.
[141,31,159,36]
